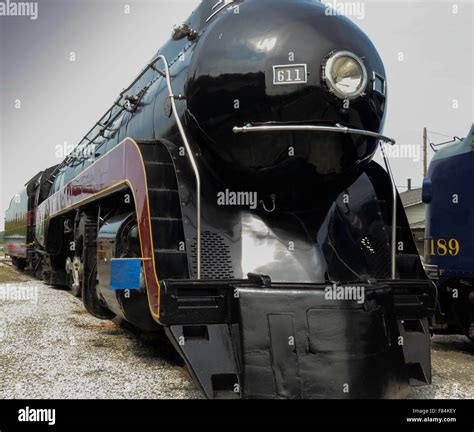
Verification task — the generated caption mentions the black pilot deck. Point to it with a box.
[160,276,435,399]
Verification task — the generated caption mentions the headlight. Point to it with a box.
[323,51,368,100]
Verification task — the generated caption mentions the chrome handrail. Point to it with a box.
[233,122,398,279]
[379,143,397,279]
[232,123,396,145]
[155,55,201,279]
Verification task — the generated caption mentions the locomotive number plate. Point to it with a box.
[273,64,307,85]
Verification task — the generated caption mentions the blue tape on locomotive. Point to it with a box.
[110,259,142,290]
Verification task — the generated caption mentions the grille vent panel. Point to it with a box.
[191,231,234,279]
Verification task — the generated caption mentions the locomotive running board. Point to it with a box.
[160,276,435,399]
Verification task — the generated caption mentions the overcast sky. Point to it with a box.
[0,0,472,230]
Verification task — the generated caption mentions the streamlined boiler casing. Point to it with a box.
[186,0,387,179]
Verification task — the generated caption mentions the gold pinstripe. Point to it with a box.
[39,138,165,320]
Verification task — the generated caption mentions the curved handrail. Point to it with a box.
[232,123,396,145]
[155,55,201,279]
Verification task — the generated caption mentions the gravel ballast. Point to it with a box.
[0,267,472,399]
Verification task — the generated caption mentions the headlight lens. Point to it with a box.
[324,51,368,99]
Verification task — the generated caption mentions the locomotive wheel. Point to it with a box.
[66,255,83,298]
[66,236,84,298]
[79,212,115,320]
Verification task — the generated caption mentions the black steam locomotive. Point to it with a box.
[5,0,435,398]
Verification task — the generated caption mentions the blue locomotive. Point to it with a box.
[423,124,474,341]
